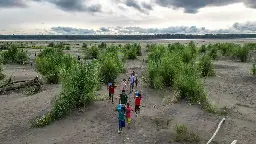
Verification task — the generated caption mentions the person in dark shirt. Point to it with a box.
[119,90,128,105]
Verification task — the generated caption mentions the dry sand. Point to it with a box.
[0,39,256,144]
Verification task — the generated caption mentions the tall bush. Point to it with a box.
[233,46,249,62]
[174,64,207,104]
[35,48,65,84]
[32,59,100,127]
[100,50,124,84]
[1,45,29,64]
[198,55,215,77]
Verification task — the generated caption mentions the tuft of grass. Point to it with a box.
[252,63,256,75]
[174,124,200,143]
[23,85,41,96]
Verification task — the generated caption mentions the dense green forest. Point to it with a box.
[0,34,256,40]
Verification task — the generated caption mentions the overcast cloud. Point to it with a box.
[0,0,256,34]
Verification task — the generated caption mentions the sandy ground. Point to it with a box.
[0,40,256,144]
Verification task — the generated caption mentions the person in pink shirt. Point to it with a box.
[125,103,133,129]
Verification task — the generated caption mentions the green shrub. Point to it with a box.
[35,48,65,84]
[208,47,218,60]
[198,55,215,77]
[244,43,256,50]
[252,63,256,75]
[98,42,107,49]
[233,46,249,62]
[135,43,142,56]
[0,64,4,80]
[32,59,100,127]
[199,44,207,53]
[82,43,88,49]
[180,48,195,64]
[188,41,197,56]
[65,46,71,50]
[124,44,137,60]
[48,42,54,47]
[174,124,200,143]
[174,64,207,105]
[100,50,124,83]
[85,45,99,59]
[1,45,29,64]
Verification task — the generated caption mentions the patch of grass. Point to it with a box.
[173,124,200,143]
[22,85,41,96]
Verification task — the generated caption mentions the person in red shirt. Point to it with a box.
[134,91,142,117]
[125,103,133,129]
[108,83,116,104]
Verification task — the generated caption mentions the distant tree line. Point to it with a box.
[0,34,256,40]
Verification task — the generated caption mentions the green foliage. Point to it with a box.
[48,42,54,47]
[200,44,207,53]
[1,45,29,64]
[124,44,137,60]
[147,43,217,113]
[84,45,99,59]
[100,48,124,83]
[98,42,107,49]
[233,46,249,62]
[208,46,218,60]
[174,64,207,105]
[0,63,4,80]
[174,124,200,143]
[244,43,256,50]
[82,43,88,49]
[65,45,71,50]
[252,63,256,75]
[35,47,69,84]
[32,59,101,128]
[198,55,215,77]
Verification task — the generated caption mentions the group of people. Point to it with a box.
[107,71,142,134]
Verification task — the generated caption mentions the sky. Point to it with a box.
[0,0,256,35]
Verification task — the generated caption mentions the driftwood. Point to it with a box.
[231,140,237,144]
[207,118,226,144]
[0,76,42,95]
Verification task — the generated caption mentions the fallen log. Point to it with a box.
[231,140,237,144]
[0,77,42,95]
[206,118,226,144]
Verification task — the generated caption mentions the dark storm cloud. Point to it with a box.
[124,0,144,12]
[34,0,102,12]
[153,0,256,13]
[0,0,27,8]
[50,21,256,35]
[154,0,241,13]
[142,2,153,10]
